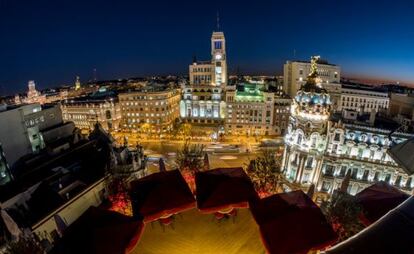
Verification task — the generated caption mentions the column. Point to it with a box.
[295,154,305,183]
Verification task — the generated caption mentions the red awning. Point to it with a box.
[130,170,196,222]
[195,167,258,213]
[355,181,410,225]
[55,206,144,254]
[250,190,337,254]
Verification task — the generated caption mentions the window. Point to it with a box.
[384,173,391,183]
[340,166,347,177]
[322,181,331,192]
[214,41,222,49]
[105,110,111,119]
[311,136,317,148]
[332,144,338,153]
[302,173,310,183]
[362,170,369,181]
[395,175,402,186]
[297,134,302,145]
[406,177,412,188]
[351,168,358,179]
[374,171,380,181]
[325,165,334,176]
[306,157,313,168]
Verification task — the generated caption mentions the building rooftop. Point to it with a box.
[287,59,338,67]
[331,112,414,136]
[63,89,118,104]
[341,82,388,93]
[0,137,110,227]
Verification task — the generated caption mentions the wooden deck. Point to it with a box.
[132,208,266,254]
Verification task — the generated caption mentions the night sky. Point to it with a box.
[1,0,414,94]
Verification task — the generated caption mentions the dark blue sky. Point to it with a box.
[1,0,414,94]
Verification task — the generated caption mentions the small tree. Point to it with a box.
[246,150,286,197]
[172,122,192,140]
[176,141,205,173]
[321,191,365,242]
[176,141,205,192]
[105,176,132,216]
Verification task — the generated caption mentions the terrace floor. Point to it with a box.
[132,208,266,254]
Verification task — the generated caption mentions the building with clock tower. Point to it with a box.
[180,30,227,125]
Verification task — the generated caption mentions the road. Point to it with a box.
[137,139,284,173]
[111,131,284,172]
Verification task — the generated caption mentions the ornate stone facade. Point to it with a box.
[282,56,414,197]
[180,31,227,124]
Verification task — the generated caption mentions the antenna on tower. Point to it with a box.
[93,68,97,82]
[216,11,220,31]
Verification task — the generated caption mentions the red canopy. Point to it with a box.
[250,190,337,254]
[355,181,410,225]
[130,170,196,222]
[55,206,144,254]
[195,167,258,213]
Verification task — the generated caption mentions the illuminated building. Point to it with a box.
[180,30,227,124]
[75,76,81,90]
[273,96,292,135]
[225,83,291,136]
[119,88,180,134]
[61,88,121,133]
[283,59,340,98]
[338,83,389,113]
[282,56,414,197]
[24,80,46,104]
[14,94,21,105]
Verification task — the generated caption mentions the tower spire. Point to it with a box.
[216,11,220,31]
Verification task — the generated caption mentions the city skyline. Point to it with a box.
[1,1,414,253]
[2,0,414,94]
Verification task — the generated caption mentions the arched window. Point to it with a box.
[297,133,303,145]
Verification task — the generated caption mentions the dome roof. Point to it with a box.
[295,90,331,106]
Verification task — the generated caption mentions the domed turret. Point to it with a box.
[292,56,331,121]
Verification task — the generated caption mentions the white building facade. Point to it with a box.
[282,56,414,197]
[62,98,121,133]
[338,85,389,113]
[0,104,69,172]
[180,31,227,124]
[283,59,340,98]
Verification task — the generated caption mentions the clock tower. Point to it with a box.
[211,31,227,87]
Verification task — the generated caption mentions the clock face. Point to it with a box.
[215,54,222,60]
